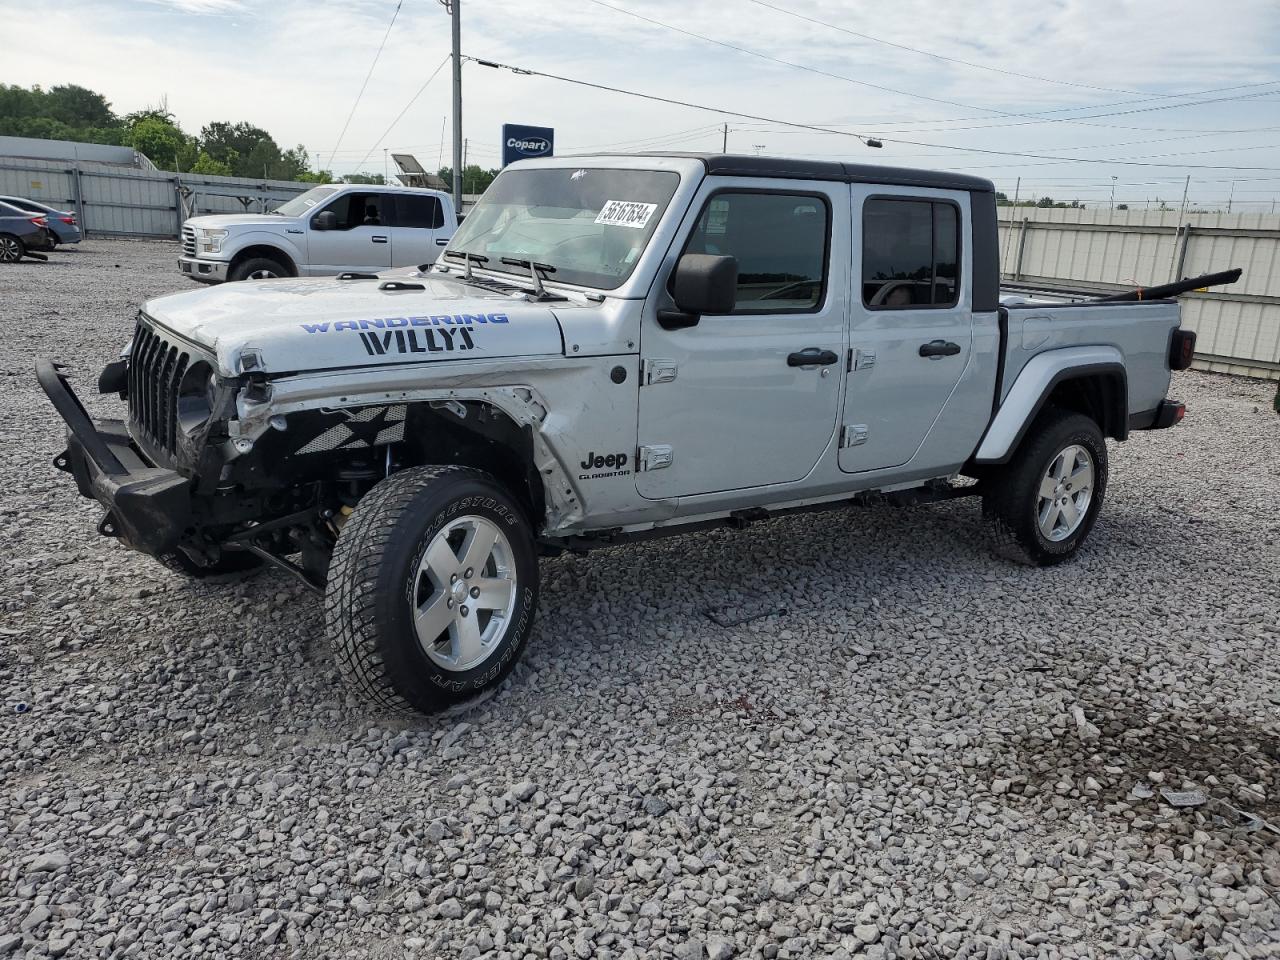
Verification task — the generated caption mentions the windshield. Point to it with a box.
[273,186,340,217]
[446,167,681,290]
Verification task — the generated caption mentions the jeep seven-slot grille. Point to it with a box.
[181,225,196,257]
[128,318,189,460]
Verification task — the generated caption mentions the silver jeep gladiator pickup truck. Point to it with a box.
[38,153,1228,715]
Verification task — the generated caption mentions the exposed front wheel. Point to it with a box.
[228,256,287,281]
[985,409,1108,566]
[0,234,26,263]
[326,466,539,714]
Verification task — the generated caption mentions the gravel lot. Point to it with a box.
[2,239,1278,960]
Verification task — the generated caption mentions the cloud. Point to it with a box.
[2,0,1278,204]
[140,0,245,13]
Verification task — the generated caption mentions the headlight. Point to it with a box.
[177,360,218,435]
[197,228,228,255]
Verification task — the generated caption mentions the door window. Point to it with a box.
[314,192,385,230]
[393,194,444,229]
[862,198,960,309]
[683,192,829,312]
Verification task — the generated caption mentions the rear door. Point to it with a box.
[636,181,848,499]
[388,193,449,267]
[839,189,973,473]
[305,191,393,274]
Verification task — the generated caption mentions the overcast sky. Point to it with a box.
[4,0,1280,208]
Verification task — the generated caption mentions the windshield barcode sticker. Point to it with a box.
[595,200,657,229]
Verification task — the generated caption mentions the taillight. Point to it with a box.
[31,216,48,227]
[59,216,76,225]
[1169,329,1197,370]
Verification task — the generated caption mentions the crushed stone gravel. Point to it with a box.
[1,239,1278,958]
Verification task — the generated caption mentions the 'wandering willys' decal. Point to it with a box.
[299,313,508,357]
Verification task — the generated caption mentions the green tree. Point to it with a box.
[191,151,234,176]
[344,172,386,184]
[199,121,289,177]
[297,169,335,183]
[277,145,312,181]
[125,116,196,170]
[44,85,117,129]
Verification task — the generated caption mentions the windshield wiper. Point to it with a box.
[442,249,489,279]
[500,257,558,299]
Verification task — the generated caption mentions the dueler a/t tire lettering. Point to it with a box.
[326,465,539,714]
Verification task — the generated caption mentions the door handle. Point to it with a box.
[919,339,961,358]
[435,238,449,245]
[787,348,839,367]
[371,235,389,244]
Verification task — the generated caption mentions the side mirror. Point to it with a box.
[660,254,738,329]
[312,210,337,231]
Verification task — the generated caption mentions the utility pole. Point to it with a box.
[1000,177,1020,278]
[384,148,389,184]
[463,138,469,194]
[1227,180,1235,214]
[1110,175,1117,211]
[722,123,728,152]
[438,0,463,213]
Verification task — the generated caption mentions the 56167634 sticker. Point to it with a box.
[595,200,658,229]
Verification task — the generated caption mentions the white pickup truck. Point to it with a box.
[179,183,457,283]
[41,153,1234,716]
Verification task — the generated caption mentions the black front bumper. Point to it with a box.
[36,359,192,556]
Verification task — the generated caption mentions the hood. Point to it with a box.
[142,275,565,376]
[186,213,294,230]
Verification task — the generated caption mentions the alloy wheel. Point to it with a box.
[412,516,518,672]
[1036,444,1095,542]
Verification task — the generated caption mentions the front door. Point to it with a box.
[839,190,973,473]
[637,182,848,500]
[306,190,393,275]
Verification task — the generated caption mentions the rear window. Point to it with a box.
[863,198,960,309]
[394,194,444,229]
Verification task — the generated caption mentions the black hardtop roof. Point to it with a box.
[592,152,994,194]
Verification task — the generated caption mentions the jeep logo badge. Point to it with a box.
[502,123,554,167]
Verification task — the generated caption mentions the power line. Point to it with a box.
[351,55,451,172]
[579,0,1280,134]
[469,57,1280,170]
[327,0,404,168]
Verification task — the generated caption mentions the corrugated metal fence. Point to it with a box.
[0,156,310,240]
[999,207,1280,380]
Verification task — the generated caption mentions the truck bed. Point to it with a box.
[996,286,1181,419]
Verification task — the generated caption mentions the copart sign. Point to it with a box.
[502,123,554,167]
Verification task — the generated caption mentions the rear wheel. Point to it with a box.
[0,234,25,263]
[326,466,539,714]
[985,409,1108,565]
[228,256,287,281]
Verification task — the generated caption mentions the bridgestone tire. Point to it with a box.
[228,256,287,282]
[326,466,539,714]
[156,548,264,579]
[984,408,1108,566]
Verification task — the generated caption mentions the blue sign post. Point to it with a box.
[502,124,554,167]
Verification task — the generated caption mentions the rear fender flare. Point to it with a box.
[972,346,1126,463]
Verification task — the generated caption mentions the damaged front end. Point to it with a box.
[39,311,573,590]
[38,314,392,590]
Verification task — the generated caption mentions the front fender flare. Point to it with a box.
[972,346,1126,463]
